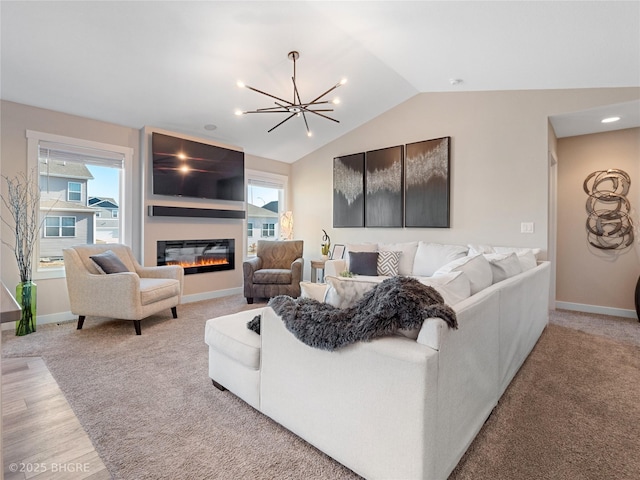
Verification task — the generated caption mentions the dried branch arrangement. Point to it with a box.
[1,169,43,282]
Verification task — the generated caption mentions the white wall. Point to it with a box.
[556,128,640,315]
[290,88,640,294]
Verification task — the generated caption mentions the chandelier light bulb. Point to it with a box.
[307,131,313,137]
[236,81,245,88]
[332,98,341,105]
[340,78,348,85]
[234,109,243,116]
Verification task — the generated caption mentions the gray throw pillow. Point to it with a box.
[349,251,379,276]
[90,250,129,274]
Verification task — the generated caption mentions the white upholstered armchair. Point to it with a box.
[63,244,184,335]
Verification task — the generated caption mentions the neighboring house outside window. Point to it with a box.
[89,196,120,244]
[246,204,279,254]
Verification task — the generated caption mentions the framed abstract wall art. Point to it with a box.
[404,137,450,227]
[333,153,365,227]
[365,145,403,228]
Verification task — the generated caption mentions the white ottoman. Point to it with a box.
[204,308,264,410]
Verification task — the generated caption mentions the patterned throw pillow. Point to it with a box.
[324,276,383,309]
[377,251,401,276]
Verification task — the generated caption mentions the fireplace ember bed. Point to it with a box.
[157,239,234,275]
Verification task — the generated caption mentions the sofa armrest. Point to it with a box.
[136,264,183,280]
[243,256,262,278]
[324,259,346,277]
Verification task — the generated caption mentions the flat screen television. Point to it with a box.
[152,132,245,201]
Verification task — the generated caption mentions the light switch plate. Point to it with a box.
[520,222,534,234]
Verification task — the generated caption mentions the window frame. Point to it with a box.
[67,182,82,202]
[245,169,288,259]
[27,130,133,280]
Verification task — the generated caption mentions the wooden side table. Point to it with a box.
[310,259,327,283]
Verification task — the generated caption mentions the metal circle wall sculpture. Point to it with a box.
[583,169,634,250]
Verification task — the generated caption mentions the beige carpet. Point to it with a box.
[2,298,639,479]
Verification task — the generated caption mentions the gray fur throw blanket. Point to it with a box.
[263,276,457,351]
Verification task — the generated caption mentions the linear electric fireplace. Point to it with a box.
[157,239,235,275]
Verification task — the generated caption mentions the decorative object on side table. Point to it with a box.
[321,229,331,259]
[1,169,44,335]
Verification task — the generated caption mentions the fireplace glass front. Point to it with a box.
[157,239,235,275]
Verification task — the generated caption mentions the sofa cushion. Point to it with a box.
[90,250,130,274]
[379,241,418,275]
[377,251,401,276]
[139,278,181,306]
[253,269,292,284]
[412,242,469,277]
[433,254,493,295]
[485,252,523,283]
[324,275,383,309]
[204,312,261,370]
[349,251,379,276]
[412,271,471,307]
[300,281,329,302]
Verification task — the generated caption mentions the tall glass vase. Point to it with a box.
[15,281,37,336]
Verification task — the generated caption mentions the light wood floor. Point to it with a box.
[2,357,111,479]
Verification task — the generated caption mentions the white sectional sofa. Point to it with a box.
[205,241,550,480]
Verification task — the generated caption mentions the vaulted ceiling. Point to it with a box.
[1,1,638,163]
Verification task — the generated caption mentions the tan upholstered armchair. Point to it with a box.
[63,244,184,335]
[243,240,304,304]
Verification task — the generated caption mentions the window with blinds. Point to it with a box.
[27,131,129,274]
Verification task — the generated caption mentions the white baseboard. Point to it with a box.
[1,288,243,331]
[555,301,638,319]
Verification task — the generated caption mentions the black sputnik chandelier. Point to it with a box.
[235,51,346,137]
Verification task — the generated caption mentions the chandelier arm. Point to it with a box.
[300,110,311,135]
[245,84,294,107]
[303,109,340,123]
[267,113,297,133]
[307,82,342,105]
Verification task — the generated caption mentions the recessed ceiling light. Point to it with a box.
[601,116,621,124]
[204,124,217,130]
[449,78,463,85]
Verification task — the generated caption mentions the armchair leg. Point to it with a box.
[133,320,142,335]
[247,298,254,304]
[171,306,177,318]
[77,316,85,330]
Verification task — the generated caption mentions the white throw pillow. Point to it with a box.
[433,254,493,295]
[412,271,471,306]
[299,281,328,302]
[467,244,495,256]
[515,250,537,271]
[412,242,469,277]
[484,252,523,283]
[379,241,419,275]
[377,251,401,276]
[492,246,542,259]
[323,275,383,309]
